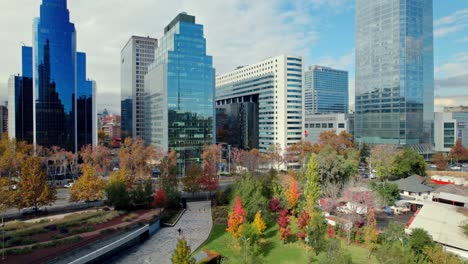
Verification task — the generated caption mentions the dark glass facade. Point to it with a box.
[145,13,215,174]
[216,100,259,150]
[355,0,434,145]
[23,0,95,151]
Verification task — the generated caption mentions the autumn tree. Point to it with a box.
[0,177,15,213]
[313,130,356,156]
[296,210,311,241]
[242,149,264,173]
[80,144,112,176]
[45,146,78,180]
[285,177,301,211]
[182,163,201,196]
[364,208,379,258]
[432,153,448,171]
[304,154,320,215]
[17,156,56,209]
[153,187,168,214]
[277,209,291,242]
[252,211,267,235]
[118,137,156,179]
[70,164,105,202]
[449,140,467,163]
[0,136,31,181]
[200,145,221,196]
[171,238,195,264]
[370,145,400,181]
[285,140,314,167]
[227,195,246,238]
[424,246,463,264]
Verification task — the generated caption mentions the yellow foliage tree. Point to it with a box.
[70,164,106,202]
[364,208,379,258]
[424,246,462,264]
[0,177,15,212]
[253,211,267,235]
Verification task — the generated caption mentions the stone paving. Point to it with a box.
[114,201,213,264]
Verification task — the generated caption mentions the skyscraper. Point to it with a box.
[145,13,215,174]
[304,65,348,114]
[216,55,303,154]
[9,0,96,152]
[120,36,157,139]
[355,0,434,145]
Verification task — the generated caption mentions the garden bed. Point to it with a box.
[162,208,185,226]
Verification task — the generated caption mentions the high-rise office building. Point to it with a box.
[216,54,303,153]
[9,0,96,152]
[120,36,157,139]
[145,13,215,174]
[0,103,8,139]
[304,65,348,114]
[355,0,434,145]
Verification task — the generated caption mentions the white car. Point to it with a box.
[64,182,74,188]
[429,164,437,169]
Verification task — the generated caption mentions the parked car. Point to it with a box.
[429,164,437,169]
[450,166,461,171]
[64,182,74,188]
[21,207,43,215]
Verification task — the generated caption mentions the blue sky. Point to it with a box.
[0,0,466,113]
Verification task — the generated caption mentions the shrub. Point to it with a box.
[70,226,96,235]
[122,213,139,222]
[5,247,33,256]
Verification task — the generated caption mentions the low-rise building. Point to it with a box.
[392,175,433,201]
[434,111,468,152]
[303,113,349,144]
[433,184,468,207]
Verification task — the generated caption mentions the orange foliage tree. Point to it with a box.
[432,153,448,170]
[313,131,356,156]
[285,177,301,211]
[285,140,314,166]
[227,195,247,238]
[449,140,468,163]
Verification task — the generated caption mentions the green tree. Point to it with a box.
[304,154,321,215]
[307,213,328,256]
[171,238,195,264]
[370,145,400,181]
[233,173,268,221]
[320,239,354,264]
[391,148,427,179]
[105,180,130,210]
[376,241,425,264]
[17,156,56,209]
[316,146,355,186]
[408,228,435,255]
[360,143,371,164]
[424,245,463,264]
[370,181,400,206]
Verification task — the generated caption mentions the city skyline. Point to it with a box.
[0,1,466,114]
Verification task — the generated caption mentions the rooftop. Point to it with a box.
[392,175,434,193]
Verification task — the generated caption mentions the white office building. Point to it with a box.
[304,113,349,144]
[434,112,468,152]
[216,54,303,153]
[120,36,157,139]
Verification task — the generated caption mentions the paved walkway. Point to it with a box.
[115,201,213,264]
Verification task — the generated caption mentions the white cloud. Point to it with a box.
[434,96,468,112]
[315,49,355,71]
[0,0,324,113]
[435,52,468,78]
[434,8,468,37]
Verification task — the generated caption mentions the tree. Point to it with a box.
[97,130,110,146]
[364,208,379,258]
[360,143,371,164]
[80,144,112,176]
[0,177,15,212]
[182,163,201,196]
[233,173,268,220]
[285,140,314,167]
[171,238,195,264]
[17,156,56,209]
[200,145,221,196]
[70,164,105,202]
[227,195,247,238]
[370,145,400,181]
[160,150,180,208]
[252,211,266,235]
[0,136,31,181]
[408,228,435,255]
[242,149,264,173]
[391,148,427,179]
[376,241,425,264]
[304,154,321,215]
[321,181,342,214]
[449,140,467,164]
[296,210,311,241]
[370,181,400,206]
[424,246,463,264]
[432,153,448,171]
[118,137,157,179]
[266,143,283,170]
[285,177,301,211]
[307,213,328,256]
[153,187,168,214]
[313,131,356,156]
[277,209,291,242]
[105,180,130,210]
[317,145,355,185]
[268,197,282,213]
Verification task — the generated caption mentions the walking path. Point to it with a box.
[114,201,213,264]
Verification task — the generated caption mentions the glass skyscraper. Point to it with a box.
[355,0,434,145]
[304,65,348,114]
[9,0,96,152]
[145,13,215,174]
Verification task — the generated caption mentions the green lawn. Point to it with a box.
[196,224,377,264]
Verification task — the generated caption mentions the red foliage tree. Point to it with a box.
[200,145,221,196]
[268,198,282,213]
[227,195,247,238]
[153,187,168,214]
[328,226,336,238]
[277,209,291,242]
[296,210,311,241]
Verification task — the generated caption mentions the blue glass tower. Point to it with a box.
[304,65,348,114]
[25,0,95,151]
[355,0,434,145]
[145,13,215,174]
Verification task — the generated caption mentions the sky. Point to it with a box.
[0,0,466,114]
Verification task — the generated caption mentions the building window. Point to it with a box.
[338,123,345,128]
